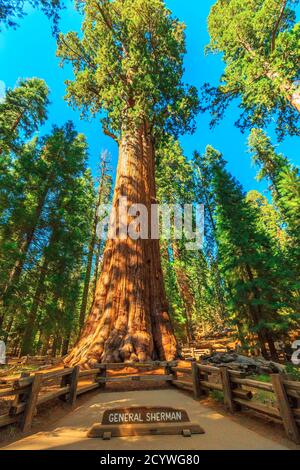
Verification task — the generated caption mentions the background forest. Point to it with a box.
[0,0,299,361]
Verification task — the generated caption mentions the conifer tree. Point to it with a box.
[208,147,293,358]
[0,78,49,155]
[202,0,300,139]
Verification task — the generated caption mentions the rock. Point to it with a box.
[218,353,237,363]
[234,355,258,366]
[201,352,286,376]
[268,361,286,373]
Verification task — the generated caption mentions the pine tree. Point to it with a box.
[202,0,300,139]
[193,148,228,326]
[78,150,112,333]
[156,137,196,343]
[0,78,49,155]
[208,147,294,359]
[248,129,300,313]
[248,129,300,244]
[0,122,91,336]
[20,168,94,355]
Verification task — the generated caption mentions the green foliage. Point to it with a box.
[246,190,287,249]
[248,128,300,310]
[198,145,299,351]
[0,78,49,154]
[248,128,300,244]
[285,364,300,380]
[210,390,224,402]
[0,83,97,353]
[202,0,300,139]
[0,1,63,34]
[156,137,226,342]
[57,0,199,139]
[156,137,194,205]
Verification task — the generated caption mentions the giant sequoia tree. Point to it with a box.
[57,0,198,366]
[201,0,300,139]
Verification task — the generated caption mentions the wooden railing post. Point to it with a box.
[68,366,80,406]
[191,362,203,399]
[21,373,43,433]
[97,365,107,389]
[271,374,300,444]
[165,361,177,385]
[220,366,236,413]
[9,372,30,418]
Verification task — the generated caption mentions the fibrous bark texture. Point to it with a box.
[65,124,178,367]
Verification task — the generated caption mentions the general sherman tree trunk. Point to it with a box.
[65,124,178,367]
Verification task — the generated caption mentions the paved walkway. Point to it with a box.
[3,389,288,450]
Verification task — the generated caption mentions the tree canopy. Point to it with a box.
[57,0,199,141]
[201,0,300,139]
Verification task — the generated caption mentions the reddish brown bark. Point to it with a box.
[78,155,109,332]
[65,124,178,367]
[172,243,195,345]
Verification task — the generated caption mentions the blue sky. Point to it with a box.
[0,0,299,193]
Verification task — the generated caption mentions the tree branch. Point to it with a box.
[59,36,97,71]
[103,126,119,143]
[271,0,288,52]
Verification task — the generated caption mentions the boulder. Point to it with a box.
[201,352,285,375]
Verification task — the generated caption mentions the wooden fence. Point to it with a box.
[170,362,300,444]
[0,360,300,444]
[0,361,174,434]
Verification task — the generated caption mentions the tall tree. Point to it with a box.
[0,122,89,331]
[201,0,300,139]
[0,78,49,155]
[248,129,300,311]
[156,137,196,343]
[78,150,112,333]
[20,167,94,356]
[248,129,300,243]
[208,146,293,359]
[57,0,198,366]
[193,148,228,323]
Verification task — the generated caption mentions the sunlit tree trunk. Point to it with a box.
[78,156,109,332]
[65,123,178,367]
[172,243,195,345]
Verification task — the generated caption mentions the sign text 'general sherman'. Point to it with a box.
[102,407,190,425]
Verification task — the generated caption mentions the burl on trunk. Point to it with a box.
[65,124,178,367]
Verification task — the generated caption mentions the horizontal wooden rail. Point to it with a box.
[97,374,173,383]
[76,383,100,395]
[37,386,70,405]
[96,361,177,370]
[171,367,192,374]
[78,369,99,378]
[233,398,281,419]
[230,376,274,392]
[41,369,73,380]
